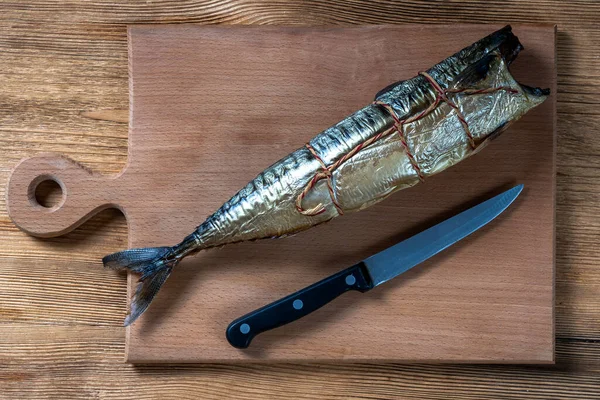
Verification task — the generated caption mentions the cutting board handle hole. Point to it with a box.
[28,175,66,211]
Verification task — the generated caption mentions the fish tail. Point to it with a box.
[103,246,179,326]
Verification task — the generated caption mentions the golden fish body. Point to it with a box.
[196,50,547,249]
[103,25,549,325]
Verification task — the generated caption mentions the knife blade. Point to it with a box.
[226,184,523,349]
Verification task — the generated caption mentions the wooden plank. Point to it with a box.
[0,324,599,399]
[0,0,599,397]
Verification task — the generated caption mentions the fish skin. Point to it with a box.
[103,25,550,325]
[186,26,547,249]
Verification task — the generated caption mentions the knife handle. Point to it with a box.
[226,262,373,349]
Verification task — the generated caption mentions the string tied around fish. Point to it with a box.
[295,71,519,217]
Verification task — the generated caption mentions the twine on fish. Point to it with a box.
[302,143,344,216]
[419,71,519,150]
[295,72,519,216]
[372,101,427,182]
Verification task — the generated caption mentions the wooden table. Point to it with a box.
[0,1,598,398]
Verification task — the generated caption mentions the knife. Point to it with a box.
[226,184,523,349]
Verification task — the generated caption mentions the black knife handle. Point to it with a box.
[226,262,373,349]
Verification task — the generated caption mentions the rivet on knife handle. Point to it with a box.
[226,262,373,349]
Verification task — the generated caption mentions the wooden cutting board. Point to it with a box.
[6,24,556,363]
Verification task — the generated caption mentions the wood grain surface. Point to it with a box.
[0,0,598,398]
[6,24,556,363]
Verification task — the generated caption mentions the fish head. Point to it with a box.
[374,26,550,153]
[446,41,550,151]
